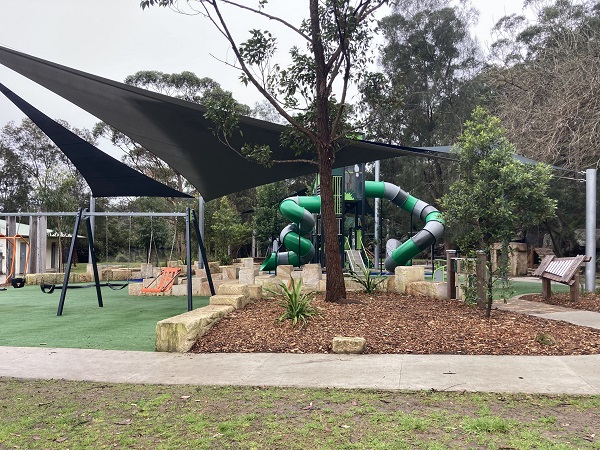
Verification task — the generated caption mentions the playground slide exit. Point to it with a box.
[260,181,445,272]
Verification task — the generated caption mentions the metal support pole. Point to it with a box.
[192,209,215,296]
[185,208,193,311]
[374,160,380,270]
[85,214,103,308]
[585,168,597,292]
[89,195,95,264]
[197,196,205,269]
[58,209,80,315]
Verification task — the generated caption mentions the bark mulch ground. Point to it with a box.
[191,291,600,356]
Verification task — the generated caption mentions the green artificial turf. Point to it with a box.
[0,284,209,351]
[508,279,571,297]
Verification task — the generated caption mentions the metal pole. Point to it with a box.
[89,195,95,264]
[57,208,84,316]
[0,211,188,218]
[185,208,193,311]
[374,160,380,270]
[191,210,215,296]
[197,196,205,269]
[585,168,597,292]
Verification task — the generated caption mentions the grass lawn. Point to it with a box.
[0,284,209,351]
[1,379,599,449]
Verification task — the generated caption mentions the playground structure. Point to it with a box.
[260,178,445,274]
[0,209,215,316]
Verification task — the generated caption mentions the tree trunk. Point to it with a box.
[319,150,347,302]
[485,258,493,318]
[308,0,346,302]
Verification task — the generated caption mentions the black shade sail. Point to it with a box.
[0,82,191,198]
[0,46,456,201]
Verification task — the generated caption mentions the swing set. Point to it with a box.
[0,209,215,315]
[51,208,214,316]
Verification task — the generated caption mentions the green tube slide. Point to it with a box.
[260,196,321,271]
[259,181,444,273]
[365,181,445,272]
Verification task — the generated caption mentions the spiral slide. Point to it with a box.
[364,181,445,272]
[260,196,321,271]
[260,181,445,273]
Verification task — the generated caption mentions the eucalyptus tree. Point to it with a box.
[361,0,484,204]
[140,0,389,302]
[489,0,600,170]
[0,118,89,212]
[0,142,30,212]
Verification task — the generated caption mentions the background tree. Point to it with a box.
[253,180,300,255]
[0,118,90,212]
[440,107,556,317]
[0,142,30,212]
[489,0,600,170]
[488,0,600,255]
[141,0,389,303]
[210,197,252,263]
[359,0,485,257]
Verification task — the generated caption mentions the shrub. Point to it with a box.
[348,266,388,294]
[269,278,319,327]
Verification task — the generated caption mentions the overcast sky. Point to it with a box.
[0,0,526,156]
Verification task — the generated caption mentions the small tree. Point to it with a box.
[440,107,556,317]
[211,197,252,262]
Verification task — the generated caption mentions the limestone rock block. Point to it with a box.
[171,284,188,296]
[385,276,396,293]
[241,257,254,268]
[155,304,234,352]
[344,277,364,291]
[140,263,154,279]
[167,260,183,268]
[302,264,322,287]
[239,267,255,285]
[220,265,240,280]
[247,284,262,300]
[210,294,249,309]
[394,266,425,293]
[406,281,447,299]
[178,265,189,276]
[195,268,207,279]
[332,336,366,354]
[218,283,249,296]
[318,279,327,292]
[128,283,142,296]
[276,265,293,279]
[108,269,129,281]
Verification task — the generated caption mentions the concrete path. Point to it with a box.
[1,346,599,395]
[496,296,600,330]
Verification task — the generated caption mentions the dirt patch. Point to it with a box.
[191,292,600,355]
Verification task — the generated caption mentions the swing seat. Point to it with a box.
[141,267,181,293]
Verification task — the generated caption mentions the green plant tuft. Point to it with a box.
[535,332,557,346]
[348,266,388,294]
[269,278,320,327]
